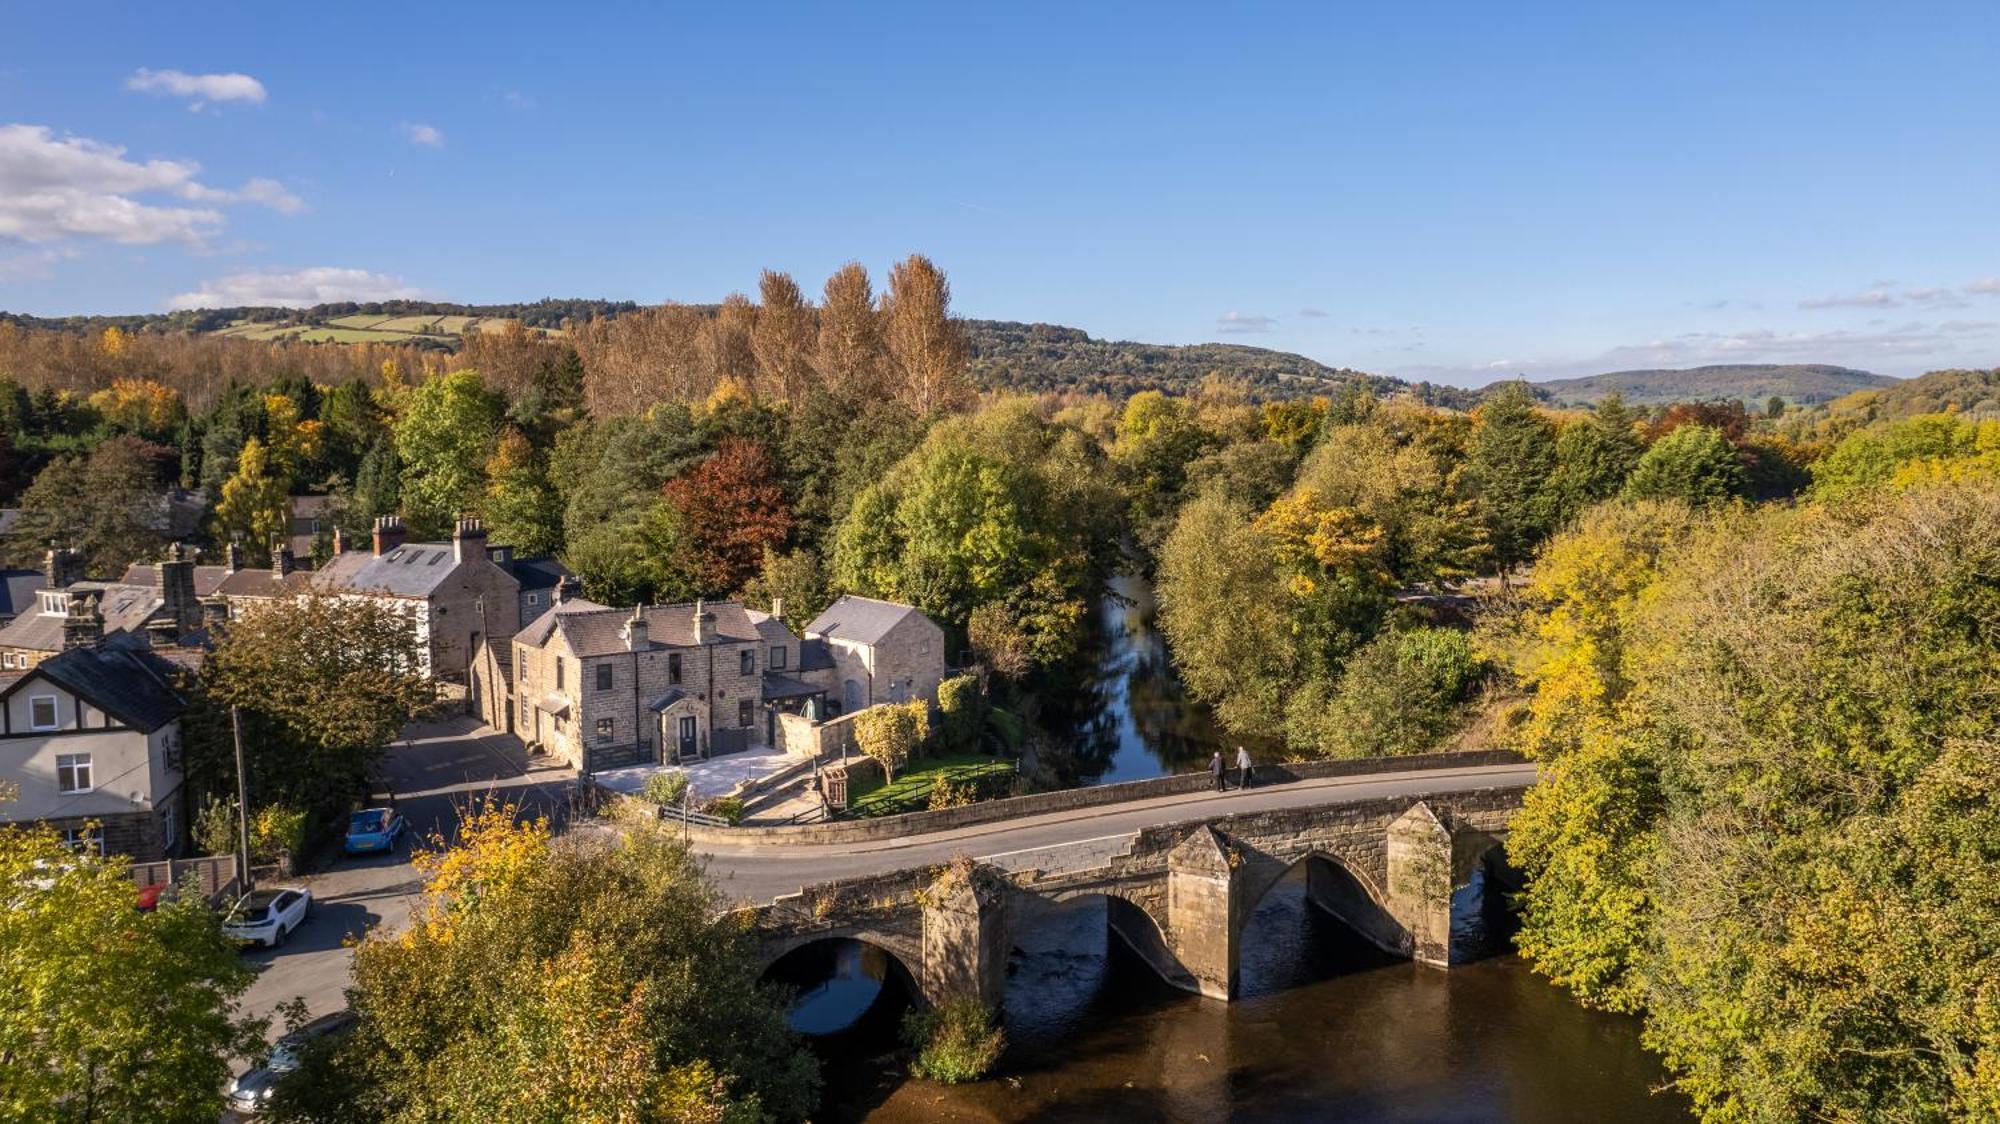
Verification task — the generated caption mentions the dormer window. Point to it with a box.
[30,695,58,730]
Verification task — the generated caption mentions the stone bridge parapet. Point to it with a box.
[745,783,1528,1009]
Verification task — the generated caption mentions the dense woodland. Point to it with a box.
[3,256,2000,1119]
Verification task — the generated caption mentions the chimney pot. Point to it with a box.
[372,515,406,556]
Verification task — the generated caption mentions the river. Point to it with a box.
[773,576,1688,1121]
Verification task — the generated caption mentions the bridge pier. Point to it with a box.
[920,865,1008,1009]
[1167,826,1247,999]
[1386,801,1457,967]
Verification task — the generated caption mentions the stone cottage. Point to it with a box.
[802,594,949,714]
[310,517,521,689]
[0,544,209,671]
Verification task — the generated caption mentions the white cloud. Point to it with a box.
[1298,307,1329,318]
[398,122,445,148]
[125,68,266,111]
[501,91,537,111]
[1964,277,2000,295]
[1217,311,1276,334]
[1799,288,1902,310]
[0,124,302,246]
[0,247,76,282]
[166,266,429,310]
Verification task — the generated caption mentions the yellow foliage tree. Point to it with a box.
[211,437,291,563]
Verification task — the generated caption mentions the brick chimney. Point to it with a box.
[156,541,199,634]
[272,541,296,577]
[623,604,648,651]
[693,599,715,645]
[770,597,785,625]
[452,517,488,564]
[200,593,229,628]
[372,516,405,556]
[61,595,103,651]
[43,544,84,589]
[330,526,347,555]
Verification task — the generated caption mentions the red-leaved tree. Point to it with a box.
[662,438,793,595]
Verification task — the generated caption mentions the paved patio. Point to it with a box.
[593,747,800,804]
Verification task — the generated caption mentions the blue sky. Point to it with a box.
[4,1,1998,385]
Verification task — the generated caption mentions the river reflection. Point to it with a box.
[1036,574,1253,785]
[804,869,1688,1122]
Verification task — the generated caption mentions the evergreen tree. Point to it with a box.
[1622,424,1744,506]
[1467,381,1560,567]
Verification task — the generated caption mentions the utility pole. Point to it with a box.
[231,705,254,893]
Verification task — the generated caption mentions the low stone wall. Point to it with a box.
[676,748,1527,847]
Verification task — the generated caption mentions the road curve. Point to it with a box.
[695,762,1537,904]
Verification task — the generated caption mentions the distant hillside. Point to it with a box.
[1825,367,2000,421]
[1523,364,1897,407]
[964,320,1478,407]
[0,298,635,349]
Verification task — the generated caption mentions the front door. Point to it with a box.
[678,715,699,761]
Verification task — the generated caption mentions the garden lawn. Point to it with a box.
[845,754,1016,818]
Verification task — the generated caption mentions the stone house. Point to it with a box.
[287,494,336,559]
[310,517,521,688]
[510,598,804,772]
[0,544,209,671]
[802,595,949,714]
[0,638,192,861]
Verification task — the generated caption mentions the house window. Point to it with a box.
[668,653,682,685]
[738,699,754,728]
[740,649,754,676]
[770,646,786,671]
[595,718,614,744]
[56,753,92,794]
[556,660,565,689]
[29,695,58,731]
[161,803,178,855]
[526,592,540,606]
[60,826,103,855]
[596,663,613,691]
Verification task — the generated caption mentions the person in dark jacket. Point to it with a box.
[1209,750,1226,790]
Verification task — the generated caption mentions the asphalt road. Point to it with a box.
[696,762,1538,904]
[235,718,577,1042]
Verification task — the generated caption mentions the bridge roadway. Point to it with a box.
[694,761,1537,905]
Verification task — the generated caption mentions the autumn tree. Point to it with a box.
[700,293,759,395]
[277,805,817,1122]
[0,825,263,1122]
[815,262,886,399]
[212,436,292,563]
[2,435,178,571]
[661,437,793,595]
[480,427,562,556]
[188,592,435,819]
[881,254,970,416]
[751,270,818,403]
[1620,423,1743,506]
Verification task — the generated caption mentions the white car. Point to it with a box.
[222,887,312,949]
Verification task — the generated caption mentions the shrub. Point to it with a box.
[704,796,745,825]
[903,997,1005,1084]
[926,774,975,810]
[853,700,931,783]
[1286,627,1486,759]
[936,674,987,754]
[642,771,690,808]
[250,804,307,865]
[193,794,237,858]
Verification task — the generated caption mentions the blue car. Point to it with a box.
[344,808,407,855]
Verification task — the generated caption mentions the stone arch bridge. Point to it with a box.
[734,781,1527,1007]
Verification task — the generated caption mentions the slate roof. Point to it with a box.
[0,570,44,620]
[645,687,690,712]
[760,671,824,701]
[508,556,573,592]
[519,600,778,658]
[119,564,232,597]
[797,637,836,671]
[315,543,471,598]
[2,642,189,732]
[215,568,314,600]
[0,582,163,654]
[804,595,929,647]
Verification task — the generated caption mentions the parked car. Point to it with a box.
[221,887,311,948]
[225,1009,357,1115]
[344,807,407,855]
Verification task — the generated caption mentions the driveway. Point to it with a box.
[235,717,575,1043]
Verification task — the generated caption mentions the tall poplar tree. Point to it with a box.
[816,262,886,399]
[751,270,817,404]
[881,254,970,416]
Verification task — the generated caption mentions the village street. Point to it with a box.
[236,718,577,1040]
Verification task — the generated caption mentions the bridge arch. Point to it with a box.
[760,931,925,1037]
[1237,849,1411,960]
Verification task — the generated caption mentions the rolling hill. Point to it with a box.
[1522,364,1897,407]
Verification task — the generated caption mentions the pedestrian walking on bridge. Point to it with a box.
[1236,745,1254,789]
[1210,750,1226,790]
